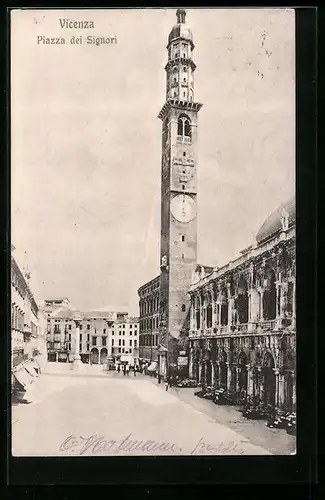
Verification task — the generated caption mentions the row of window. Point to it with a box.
[139,296,159,316]
[49,325,138,334]
[11,305,24,332]
[171,89,193,101]
[48,340,138,351]
[112,339,136,347]
[168,42,190,60]
[112,347,131,354]
[140,316,159,331]
[11,269,27,299]
[139,334,159,347]
[170,77,193,86]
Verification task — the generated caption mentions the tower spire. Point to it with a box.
[176,9,186,24]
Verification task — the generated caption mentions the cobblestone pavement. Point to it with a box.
[11,365,275,457]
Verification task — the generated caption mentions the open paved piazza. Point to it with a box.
[11,364,295,457]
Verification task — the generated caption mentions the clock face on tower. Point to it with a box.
[170,194,196,223]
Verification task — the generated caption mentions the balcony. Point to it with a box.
[24,325,32,335]
[259,320,276,331]
[176,135,191,144]
[235,323,248,333]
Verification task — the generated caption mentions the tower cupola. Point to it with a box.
[165,9,196,103]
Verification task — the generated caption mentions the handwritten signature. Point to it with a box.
[59,433,245,455]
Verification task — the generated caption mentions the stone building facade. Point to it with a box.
[188,197,296,412]
[138,276,160,362]
[111,314,139,361]
[11,247,47,389]
[45,302,139,364]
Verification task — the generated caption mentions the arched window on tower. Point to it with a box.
[177,114,192,140]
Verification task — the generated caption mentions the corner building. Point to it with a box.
[188,198,296,413]
[138,276,160,362]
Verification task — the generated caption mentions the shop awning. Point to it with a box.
[24,363,38,378]
[14,368,34,388]
[147,362,158,372]
[30,359,40,374]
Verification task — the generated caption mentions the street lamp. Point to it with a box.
[73,312,83,370]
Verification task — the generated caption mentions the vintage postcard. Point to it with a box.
[11,8,296,458]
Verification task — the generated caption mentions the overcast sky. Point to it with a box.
[11,8,295,315]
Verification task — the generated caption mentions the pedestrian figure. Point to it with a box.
[158,373,161,385]
[126,364,130,376]
[165,377,169,391]
[123,364,126,376]
[117,364,120,373]
[133,365,137,377]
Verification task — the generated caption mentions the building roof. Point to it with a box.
[83,311,118,320]
[137,275,160,294]
[11,256,39,313]
[256,196,295,245]
[127,317,139,323]
[51,304,79,319]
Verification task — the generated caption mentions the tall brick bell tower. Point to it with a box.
[158,9,203,376]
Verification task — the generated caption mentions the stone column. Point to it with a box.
[291,370,296,411]
[248,289,258,332]
[198,362,202,384]
[248,293,251,324]
[260,289,265,321]
[281,282,288,318]
[211,362,215,386]
[236,367,241,393]
[257,366,262,402]
[189,298,195,331]
[217,303,221,327]
[211,285,217,328]
[274,368,280,409]
[189,348,193,379]
[73,319,83,370]
[275,281,282,329]
[246,364,254,397]
[278,372,285,409]
[226,362,232,392]
[292,280,296,328]
[227,298,234,332]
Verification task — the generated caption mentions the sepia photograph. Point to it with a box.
[11,7,296,458]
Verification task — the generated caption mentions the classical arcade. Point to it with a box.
[188,198,296,413]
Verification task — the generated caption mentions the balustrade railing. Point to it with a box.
[260,320,276,331]
[176,135,192,144]
[235,323,248,333]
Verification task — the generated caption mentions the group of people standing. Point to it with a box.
[115,363,137,376]
[113,360,175,392]
[157,373,174,391]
